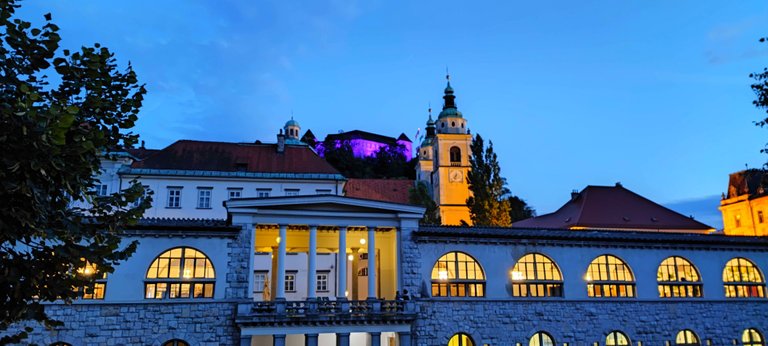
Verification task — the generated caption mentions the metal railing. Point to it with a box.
[247,298,415,319]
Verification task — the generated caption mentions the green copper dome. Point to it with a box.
[438,108,462,118]
[285,118,299,127]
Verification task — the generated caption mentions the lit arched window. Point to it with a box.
[723,258,765,298]
[585,255,635,298]
[658,256,702,298]
[145,247,215,299]
[450,146,461,164]
[510,253,563,297]
[162,340,190,346]
[606,331,630,346]
[448,333,474,346]
[529,331,555,346]
[743,328,765,346]
[431,251,485,297]
[676,330,700,346]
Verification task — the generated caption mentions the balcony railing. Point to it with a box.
[238,299,416,323]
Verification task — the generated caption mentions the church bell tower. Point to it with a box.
[431,74,472,225]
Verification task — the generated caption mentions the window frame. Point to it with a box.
[256,188,271,198]
[448,332,475,346]
[606,331,631,346]
[675,329,700,346]
[285,188,300,197]
[657,256,703,298]
[196,187,212,209]
[723,257,766,298]
[743,328,765,346]
[431,251,486,298]
[227,188,243,199]
[285,271,297,293]
[585,254,636,298]
[529,331,555,346]
[317,271,330,292]
[144,247,216,300]
[254,271,268,294]
[166,186,182,208]
[511,253,563,298]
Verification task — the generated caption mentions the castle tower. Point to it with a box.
[431,75,472,225]
[284,117,301,141]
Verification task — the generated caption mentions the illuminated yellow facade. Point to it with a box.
[719,169,768,236]
[430,76,473,225]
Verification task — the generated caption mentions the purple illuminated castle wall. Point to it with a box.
[311,130,413,161]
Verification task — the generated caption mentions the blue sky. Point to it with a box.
[16,1,768,223]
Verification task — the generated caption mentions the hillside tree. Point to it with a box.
[0,1,150,342]
[752,37,768,158]
[466,134,512,226]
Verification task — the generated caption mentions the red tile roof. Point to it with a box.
[512,184,714,233]
[131,140,341,174]
[343,179,414,204]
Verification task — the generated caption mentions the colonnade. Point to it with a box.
[266,225,381,301]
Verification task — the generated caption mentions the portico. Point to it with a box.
[226,195,424,346]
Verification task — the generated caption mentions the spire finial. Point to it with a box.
[446,66,450,81]
[428,102,432,117]
[291,110,294,120]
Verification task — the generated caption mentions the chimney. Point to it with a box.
[571,189,579,201]
[277,129,285,153]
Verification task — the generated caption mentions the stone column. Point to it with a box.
[367,227,377,299]
[351,247,360,300]
[276,224,287,300]
[307,225,318,299]
[337,226,347,300]
[370,332,381,346]
[336,332,350,346]
[273,334,286,346]
[398,332,411,346]
[305,333,319,346]
[246,223,255,299]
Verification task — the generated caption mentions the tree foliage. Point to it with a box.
[0,1,149,342]
[408,182,441,225]
[508,195,536,223]
[752,37,768,158]
[466,134,511,227]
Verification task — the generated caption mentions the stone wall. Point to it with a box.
[226,226,251,299]
[15,302,239,346]
[400,230,423,298]
[414,299,768,346]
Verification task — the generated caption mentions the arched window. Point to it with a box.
[606,331,630,346]
[585,255,635,298]
[510,253,563,297]
[450,146,461,164]
[723,258,765,298]
[162,340,190,346]
[743,328,765,346]
[658,256,702,298]
[448,333,474,346]
[676,330,700,346]
[431,251,485,297]
[529,331,555,346]
[50,343,72,346]
[145,247,215,299]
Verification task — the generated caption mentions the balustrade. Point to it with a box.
[245,299,415,320]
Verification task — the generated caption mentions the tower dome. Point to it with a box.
[436,74,467,134]
[283,117,301,141]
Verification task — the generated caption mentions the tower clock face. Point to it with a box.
[449,169,463,183]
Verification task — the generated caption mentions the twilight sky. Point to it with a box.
[17,1,768,224]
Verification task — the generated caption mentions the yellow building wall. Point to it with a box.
[720,195,768,236]
[432,133,472,226]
